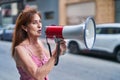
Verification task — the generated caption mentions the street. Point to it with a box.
[0,40,120,80]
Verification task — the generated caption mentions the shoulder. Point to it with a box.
[15,39,29,52]
[15,45,32,63]
[15,45,23,51]
[15,45,24,56]
[15,45,25,51]
[15,45,28,56]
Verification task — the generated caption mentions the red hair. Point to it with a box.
[12,7,41,57]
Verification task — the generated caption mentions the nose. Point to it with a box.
[38,22,42,28]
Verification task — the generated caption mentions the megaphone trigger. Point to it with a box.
[53,36,62,43]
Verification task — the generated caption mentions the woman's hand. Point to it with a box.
[51,39,66,65]
[53,39,66,57]
[52,39,66,58]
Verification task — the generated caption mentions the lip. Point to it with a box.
[37,30,41,33]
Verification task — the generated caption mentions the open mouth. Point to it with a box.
[37,30,41,33]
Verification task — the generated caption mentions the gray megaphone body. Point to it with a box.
[45,17,96,49]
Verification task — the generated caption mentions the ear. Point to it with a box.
[22,25,27,32]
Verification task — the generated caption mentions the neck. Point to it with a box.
[27,37,40,45]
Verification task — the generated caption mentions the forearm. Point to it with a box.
[30,45,65,80]
[35,50,57,79]
[33,43,64,79]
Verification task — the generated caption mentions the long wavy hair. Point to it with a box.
[12,7,41,57]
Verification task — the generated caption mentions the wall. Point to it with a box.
[37,0,59,27]
[59,0,115,25]
[96,0,115,23]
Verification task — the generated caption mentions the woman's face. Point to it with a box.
[26,13,42,37]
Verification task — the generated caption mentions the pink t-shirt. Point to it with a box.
[17,45,49,80]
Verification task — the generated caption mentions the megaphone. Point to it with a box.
[44,17,96,66]
[45,17,96,49]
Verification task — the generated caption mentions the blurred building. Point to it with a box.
[59,0,117,25]
[0,0,120,26]
[0,0,23,26]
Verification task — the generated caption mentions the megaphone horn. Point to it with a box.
[45,17,96,49]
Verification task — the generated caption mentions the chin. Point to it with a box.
[37,34,41,37]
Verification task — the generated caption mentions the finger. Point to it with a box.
[60,40,66,44]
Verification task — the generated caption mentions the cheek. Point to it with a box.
[30,28,36,33]
[27,27,35,34]
[28,25,36,31]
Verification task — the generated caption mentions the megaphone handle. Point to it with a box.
[54,41,60,66]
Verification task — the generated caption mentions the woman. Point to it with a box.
[12,7,66,80]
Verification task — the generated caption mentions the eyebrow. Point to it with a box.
[33,19,41,21]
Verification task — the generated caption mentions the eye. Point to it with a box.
[32,20,37,24]
[31,20,41,24]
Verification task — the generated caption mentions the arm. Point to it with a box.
[15,45,57,80]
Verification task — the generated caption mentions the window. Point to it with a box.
[66,2,95,25]
[96,27,120,34]
[44,11,54,20]
[1,2,18,25]
[2,4,11,17]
